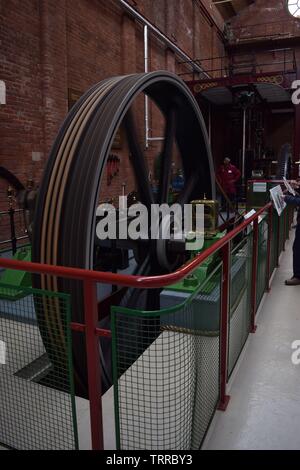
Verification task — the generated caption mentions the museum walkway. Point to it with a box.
[204,227,300,450]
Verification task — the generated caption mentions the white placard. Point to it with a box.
[270,185,286,216]
[244,209,256,220]
[283,177,296,196]
[32,151,43,162]
[253,182,267,193]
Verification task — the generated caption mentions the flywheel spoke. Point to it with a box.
[158,107,177,204]
[124,109,154,208]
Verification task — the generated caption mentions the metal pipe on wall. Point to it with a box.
[144,25,150,148]
[208,104,212,145]
[242,107,246,183]
[117,0,208,77]
[121,0,208,148]
[144,25,168,148]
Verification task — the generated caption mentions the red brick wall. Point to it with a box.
[0,0,225,228]
[229,0,298,30]
[229,0,300,61]
[0,0,44,189]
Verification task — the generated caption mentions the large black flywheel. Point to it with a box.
[32,72,215,397]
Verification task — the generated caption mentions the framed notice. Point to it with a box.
[270,185,286,217]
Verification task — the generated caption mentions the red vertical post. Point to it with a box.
[218,242,230,411]
[251,218,259,333]
[84,279,103,450]
[266,205,273,292]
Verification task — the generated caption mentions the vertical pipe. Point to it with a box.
[251,218,259,333]
[242,107,246,184]
[144,25,149,149]
[218,243,230,411]
[9,208,17,255]
[84,280,103,450]
[266,205,273,292]
[248,108,251,150]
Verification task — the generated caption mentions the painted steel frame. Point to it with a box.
[0,202,293,449]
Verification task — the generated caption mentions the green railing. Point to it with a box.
[0,284,78,450]
[0,204,294,450]
[256,215,269,309]
[112,264,222,450]
[228,232,253,378]
[111,205,293,450]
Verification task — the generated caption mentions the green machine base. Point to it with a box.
[0,246,32,300]
[167,232,225,294]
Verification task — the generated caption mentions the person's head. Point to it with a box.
[224,157,231,167]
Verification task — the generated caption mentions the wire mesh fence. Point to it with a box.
[111,264,222,450]
[269,207,291,282]
[0,283,78,450]
[256,216,269,309]
[228,232,253,378]
[270,208,279,277]
[278,211,285,256]
[0,205,293,451]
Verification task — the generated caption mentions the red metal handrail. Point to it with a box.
[0,203,271,287]
[0,199,281,451]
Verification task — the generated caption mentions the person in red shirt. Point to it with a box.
[217,157,241,213]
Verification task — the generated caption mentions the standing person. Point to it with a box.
[217,157,241,213]
[284,180,300,286]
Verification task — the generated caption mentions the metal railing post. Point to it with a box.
[218,242,230,411]
[251,218,259,333]
[83,279,104,450]
[266,205,273,292]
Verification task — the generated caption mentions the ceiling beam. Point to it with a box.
[213,0,254,20]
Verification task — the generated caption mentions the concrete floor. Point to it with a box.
[203,229,300,450]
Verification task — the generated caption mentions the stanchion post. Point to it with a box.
[8,207,17,255]
[251,218,259,333]
[266,205,273,292]
[218,242,230,411]
[84,279,103,450]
